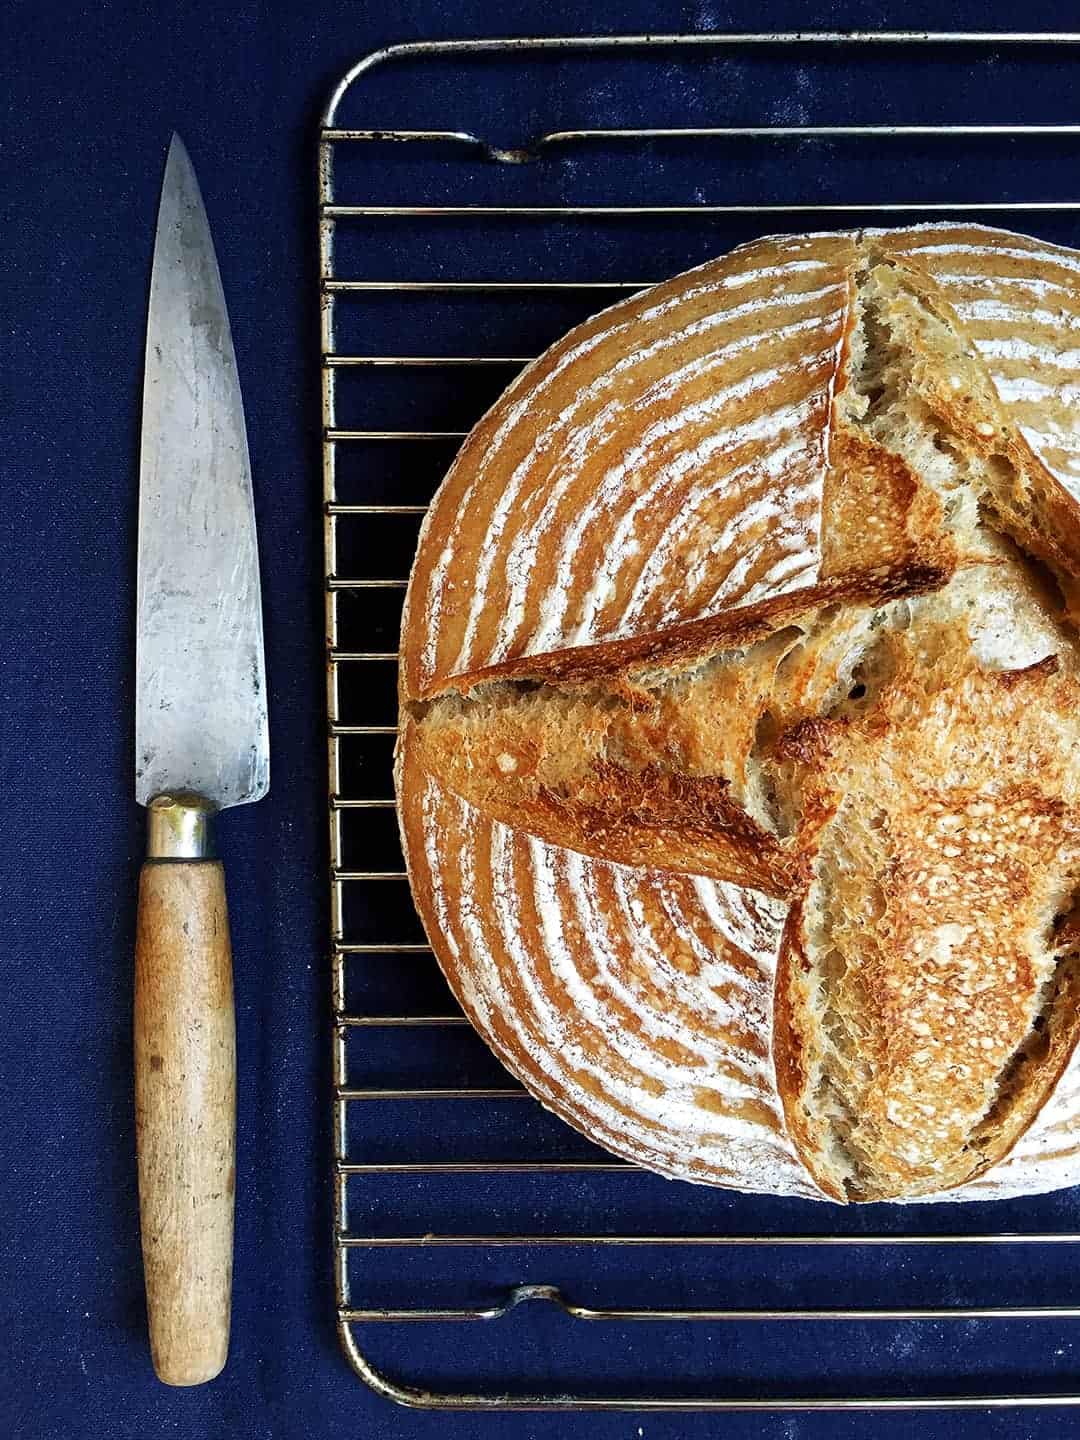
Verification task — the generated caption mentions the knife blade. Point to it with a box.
[133,134,268,1387]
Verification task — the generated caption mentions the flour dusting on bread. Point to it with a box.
[397,224,1080,1201]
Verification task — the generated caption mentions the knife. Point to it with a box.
[134,134,268,1387]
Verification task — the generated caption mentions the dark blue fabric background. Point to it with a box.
[7,2,1080,1436]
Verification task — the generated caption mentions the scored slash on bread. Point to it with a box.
[404,566,951,898]
[396,223,1080,1202]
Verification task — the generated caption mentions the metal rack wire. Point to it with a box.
[319,33,1080,1410]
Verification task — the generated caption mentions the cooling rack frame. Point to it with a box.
[319,31,1080,1410]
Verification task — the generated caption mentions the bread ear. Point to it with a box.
[404,719,796,898]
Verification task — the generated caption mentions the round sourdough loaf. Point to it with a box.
[396,224,1080,1202]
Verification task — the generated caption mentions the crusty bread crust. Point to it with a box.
[772,636,1080,1201]
[396,223,1080,1201]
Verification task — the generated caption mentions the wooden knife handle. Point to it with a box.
[134,853,235,1385]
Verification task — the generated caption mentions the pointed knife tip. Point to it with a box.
[165,133,198,185]
[161,134,200,207]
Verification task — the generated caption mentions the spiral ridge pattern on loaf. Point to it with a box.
[399,224,1080,1198]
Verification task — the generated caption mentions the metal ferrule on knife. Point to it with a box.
[145,793,216,860]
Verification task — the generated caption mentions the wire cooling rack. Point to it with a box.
[319,33,1080,1411]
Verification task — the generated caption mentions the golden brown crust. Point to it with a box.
[819,429,953,575]
[404,706,798,897]
[396,222,1080,1202]
[773,632,1080,1200]
[404,574,952,902]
